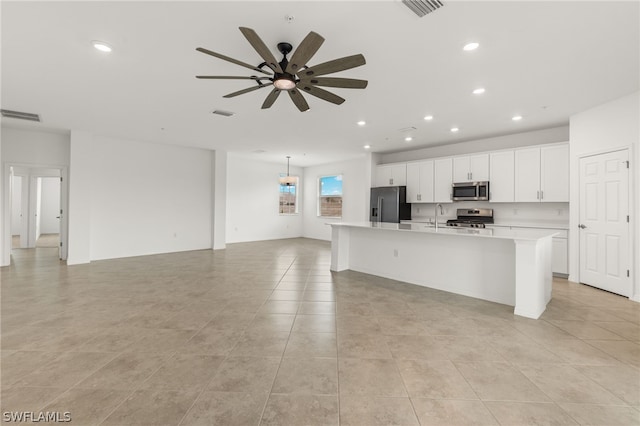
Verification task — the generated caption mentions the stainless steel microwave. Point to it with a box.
[452,181,490,201]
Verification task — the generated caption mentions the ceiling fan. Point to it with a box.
[196,27,367,112]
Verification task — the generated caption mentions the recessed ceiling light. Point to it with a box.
[91,40,112,52]
[424,115,433,121]
[450,127,459,133]
[357,120,366,126]
[405,137,413,142]
[463,42,479,51]
[472,88,485,95]
[512,115,523,121]
[363,145,371,149]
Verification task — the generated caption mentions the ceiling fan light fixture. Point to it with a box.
[273,77,296,90]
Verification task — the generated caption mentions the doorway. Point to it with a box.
[578,149,630,296]
[4,164,68,265]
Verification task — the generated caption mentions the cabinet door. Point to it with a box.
[418,161,434,203]
[405,163,421,202]
[375,165,393,187]
[470,154,490,181]
[489,151,515,202]
[514,147,541,202]
[540,144,569,202]
[552,237,568,274]
[434,158,453,203]
[390,164,407,186]
[452,156,471,182]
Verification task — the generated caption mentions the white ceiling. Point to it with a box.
[2,1,638,167]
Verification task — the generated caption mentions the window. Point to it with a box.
[279,175,299,215]
[318,175,343,217]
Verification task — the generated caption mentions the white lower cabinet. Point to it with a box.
[552,236,568,275]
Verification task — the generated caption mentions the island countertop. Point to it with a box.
[329,221,555,319]
[331,221,558,241]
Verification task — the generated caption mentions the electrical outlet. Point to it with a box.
[393,249,399,257]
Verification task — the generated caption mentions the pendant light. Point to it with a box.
[279,156,297,186]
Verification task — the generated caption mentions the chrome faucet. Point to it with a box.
[434,203,444,230]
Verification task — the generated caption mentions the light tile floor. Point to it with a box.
[1,238,639,425]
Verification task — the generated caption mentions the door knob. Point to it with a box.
[578,224,587,229]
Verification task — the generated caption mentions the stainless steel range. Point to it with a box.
[446,208,494,228]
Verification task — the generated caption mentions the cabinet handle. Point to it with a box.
[537,190,540,200]
[470,172,473,180]
[540,190,544,200]
[390,178,393,185]
[418,194,421,201]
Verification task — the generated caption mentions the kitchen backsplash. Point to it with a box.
[411,201,569,225]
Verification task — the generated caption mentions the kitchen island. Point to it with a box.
[330,222,557,319]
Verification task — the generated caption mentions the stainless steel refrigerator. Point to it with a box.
[370,186,411,223]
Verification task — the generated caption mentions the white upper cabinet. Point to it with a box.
[489,150,515,202]
[406,160,434,203]
[514,143,569,202]
[434,158,453,203]
[453,154,489,182]
[375,163,407,187]
[540,144,569,202]
[515,147,543,202]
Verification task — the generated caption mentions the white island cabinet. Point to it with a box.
[330,222,556,319]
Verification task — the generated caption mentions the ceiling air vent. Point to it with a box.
[211,110,235,117]
[402,0,444,17]
[1,109,41,122]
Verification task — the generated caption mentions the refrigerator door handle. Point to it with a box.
[377,197,383,223]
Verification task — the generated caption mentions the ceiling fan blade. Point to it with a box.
[223,84,270,98]
[285,31,325,74]
[196,47,272,75]
[299,84,345,105]
[288,89,310,112]
[196,76,272,80]
[261,88,282,109]
[299,54,366,78]
[300,77,368,89]
[238,27,284,74]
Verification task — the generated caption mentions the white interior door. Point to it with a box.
[579,149,630,296]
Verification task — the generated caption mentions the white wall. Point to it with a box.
[39,177,60,234]
[89,135,212,260]
[569,91,639,300]
[67,130,92,264]
[303,156,369,241]
[226,155,303,244]
[1,127,70,165]
[380,126,569,164]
